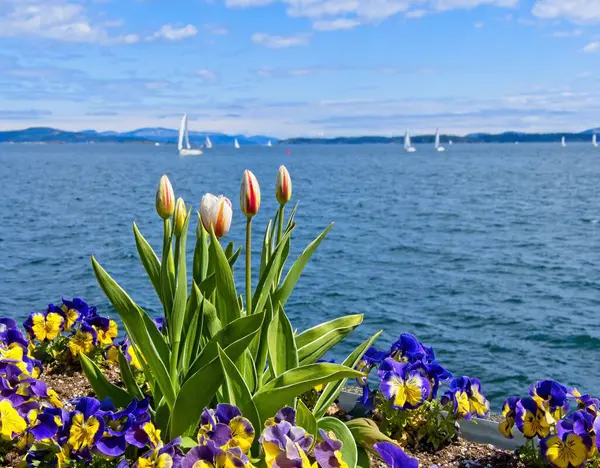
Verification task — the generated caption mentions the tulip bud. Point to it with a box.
[276,165,292,205]
[200,193,233,238]
[240,170,261,218]
[174,198,186,236]
[155,174,175,219]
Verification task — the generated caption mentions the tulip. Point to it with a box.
[174,197,186,237]
[155,174,175,219]
[200,194,232,238]
[276,165,292,206]
[240,170,261,218]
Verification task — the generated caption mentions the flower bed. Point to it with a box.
[1,167,597,468]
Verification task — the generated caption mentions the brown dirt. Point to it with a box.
[42,362,122,402]
[368,438,525,468]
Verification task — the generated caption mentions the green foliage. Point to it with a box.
[86,171,373,441]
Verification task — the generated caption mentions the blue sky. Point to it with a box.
[0,0,599,137]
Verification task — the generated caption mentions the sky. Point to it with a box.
[0,0,599,137]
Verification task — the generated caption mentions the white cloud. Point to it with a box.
[474,21,484,28]
[532,0,600,24]
[203,24,230,35]
[251,32,310,48]
[552,29,583,37]
[196,69,218,83]
[582,41,600,52]
[226,0,519,24]
[312,18,360,30]
[149,24,198,41]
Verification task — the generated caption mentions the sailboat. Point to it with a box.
[593,134,598,148]
[205,136,213,149]
[234,138,240,149]
[449,140,453,145]
[404,130,416,153]
[434,128,445,152]
[178,114,202,156]
[561,136,566,147]
[266,140,272,147]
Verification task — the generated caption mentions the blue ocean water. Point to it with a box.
[1,143,600,408]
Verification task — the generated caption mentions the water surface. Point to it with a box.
[1,143,599,407]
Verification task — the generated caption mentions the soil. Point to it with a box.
[42,362,122,402]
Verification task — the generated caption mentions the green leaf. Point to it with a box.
[193,216,209,285]
[267,305,298,377]
[345,418,397,453]
[91,256,176,408]
[296,400,318,448]
[141,313,169,365]
[160,228,175,321]
[198,247,242,299]
[217,345,261,441]
[180,305,201,374]
[201,295,222,340]
[133,222,162,305]
[117,349,144,401]
[171,334,260,438]
[296,315,364,365]
[252,229,293,315]
[79,353,132,408]
[169,211,191,379]
[285,201,299,233]
[209,228,240,325]
[185,312,264,382]
[251,297,273,388]
[272,223,333,308]
[318,417,358,468]
[180,437,198,449]
[182,282,203,347]
[253,363,363,422]
[313,330,382,419]
[259,220,273,277]
[356,447,370,468]
[274,234,291,290]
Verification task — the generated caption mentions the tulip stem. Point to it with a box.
[246,217,252,315]
[276,204,284,247]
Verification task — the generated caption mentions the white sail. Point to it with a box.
[449,140,453,145]
[234,138,240,149]
[593,134,598,147]
[435,128,445,152]
[561,136,566,147]
[178,114,187,151]
[404,130,416,152]
[178,113,202,156]
[205,136,213,149]
[266,140,272,147]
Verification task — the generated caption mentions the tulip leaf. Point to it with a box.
[274,234,291,290]
[133,222,163,305]
[117,349,144,401]
[259,220,272,277]
[313,330,382,419]
[217,345,261,441]
[252,297,273,389]
[345,418,397,453]
[169,211,191,377]
[91,256,176,408]
[252,363,363,422]
[296,400,318,450]
[209,228,240,325]
[79,353,132,409]
[185,312,264,382]
[285,201,299,233]
[141,312,169,365]
[180,303,201,374]
[201,295,222,341]
[182,281,203,347]
[356,447,370,468]
[193,215,209,285]
[160,230,175,322]
[198,247,241,299]
[271,223,333,309]
[267,304,298,377]
[252,228,293,316]
[171,337,257,437]
[318,417,358,468]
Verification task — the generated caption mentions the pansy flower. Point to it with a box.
[516,397,552,439]
[374,442,419,468]
[61,297,96,323]
[96,399,142,457]
[530,380,570,419]
[121,338,144,371]
[132,438,183,468]
[569,389,599,417]
[441,376,489,421]
[127,421,164,449]
[499,397,520,439]
[378,358,430,410]
[265,407,297,427]
[354,348,388,407]
[259,413,314,468]
[66,397,105,453]
[67,323,97,357]
[0,398,27,440]
[198,404,255,454]
[540,431,590,468]
[183,439,252,468]
[86,316,119,345]
[314,430,348,468]
[24,311,63,342]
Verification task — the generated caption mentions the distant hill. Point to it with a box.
[0,127,278,145]
[283,129,600,145]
